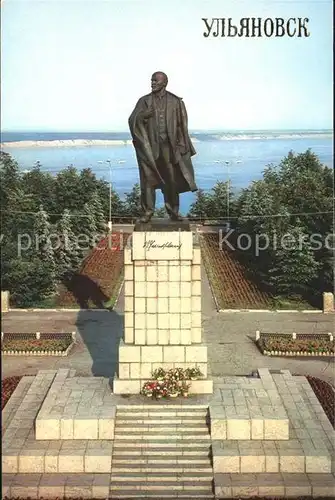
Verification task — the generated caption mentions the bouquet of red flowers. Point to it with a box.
[142,380,169,398]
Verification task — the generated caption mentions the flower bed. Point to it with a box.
[201,233,272,309]
[1,336,74,356]
[2,376,22,410]
[307,375,335,428]
[257,334,334,357]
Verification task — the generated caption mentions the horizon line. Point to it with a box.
[2,128,333,133]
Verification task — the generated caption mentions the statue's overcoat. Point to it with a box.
[128,91,198,193]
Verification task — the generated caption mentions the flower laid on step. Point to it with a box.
[142,380,169,398]
[185,366,203,380]
[142,367,200,399]
[141,381,157,397]
[152,367,166,380]
[166,367,186,382]
[166,379,181,397]
[181,381,191,397]
[155,381,169,398]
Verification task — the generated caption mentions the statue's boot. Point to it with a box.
[138,213,152,223]
[170,213,184,222]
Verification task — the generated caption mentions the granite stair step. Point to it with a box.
[116,405,209,409]
[110,405,213,497]
[115,424,209,431]
[112,447,211,456]
[110,488,214,500]
[116,411,208,418]
[111,471,213,480]
[112,456,212,464]
[117,417,206,424]
[114,431,210,439]
[117,408,208,415]
[113,440,210,448]
[111,464,212,473]
[110,480,214,491]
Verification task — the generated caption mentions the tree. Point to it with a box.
[123,183,142,217]
[268,220,320,296]
[21,164,56,217]
[3,258,57,307]
[262,149,333,234]
[187,189,212,219]
[187,182,237,220]
[79,168,101,205]
[0,151,34,234]
[33,205,56,292]
[55,209,81,277]
[208,181,236,219]
[80,202,98,250]
[234,149,333,297]
[96,178,126,220]
[89,190,107,235]
[55,166,82,213]
[0,151,21,208]
[154,206,167,217]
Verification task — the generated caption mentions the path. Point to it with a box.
[2,264,334,385]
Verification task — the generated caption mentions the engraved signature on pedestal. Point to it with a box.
[143,240,182,250]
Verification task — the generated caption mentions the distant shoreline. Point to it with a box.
[1,132,333,149]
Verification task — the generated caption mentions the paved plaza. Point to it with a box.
[2,367,335,498]
[2,262,335,498]
[2,266,334,385]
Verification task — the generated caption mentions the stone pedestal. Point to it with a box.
[113,219,213,394]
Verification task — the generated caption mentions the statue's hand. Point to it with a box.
[142,106,154,119]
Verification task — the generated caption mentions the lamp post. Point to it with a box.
[98,159,125,232]
[214,159,242,226]
[107,159,112,231]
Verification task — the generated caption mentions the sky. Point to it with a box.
[1,0,333,131]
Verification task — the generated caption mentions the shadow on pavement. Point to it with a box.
[62,273,109,309]
[75,310,123,378]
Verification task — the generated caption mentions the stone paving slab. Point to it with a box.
[2,472,110,499]
[214,472,335,498]
[3,471,335,498]
[212,439,332,473]
[271,370,335,455]
[210,369,290,440]
[2,370,57,453]
[213,373,335,497]
[2,375,35,433]
[35,374,116,439]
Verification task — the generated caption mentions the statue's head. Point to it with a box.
[151,71,168,93]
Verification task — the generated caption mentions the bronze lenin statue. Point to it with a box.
[128,71,198,223]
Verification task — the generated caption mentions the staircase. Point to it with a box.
[110,405,214,499]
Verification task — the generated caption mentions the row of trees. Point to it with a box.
[188,150,333,301]
[0,151,163,305]
[1,149,333,306]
